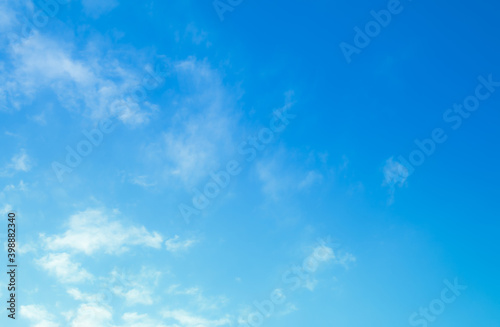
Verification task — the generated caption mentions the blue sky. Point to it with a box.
[0,0,499,326]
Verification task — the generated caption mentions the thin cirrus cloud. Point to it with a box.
[165,235,199,253]
[82,0,119,18]
[41,208,163,255]
[2,28,153,126]
[156,57,241,187]
[167,285,228,311]
[256,148,325,200]
[382,156,410,204]
[67,288,105,303]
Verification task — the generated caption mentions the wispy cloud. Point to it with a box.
[1,28,154,126]
[300,243,356,291]
[10,149,32,171]
[35,253,93,283]
[167,285,228,311]
[42,208,163,255]
[130,175,157,188]
[162,309,231,327]
[110,267,161,305]
[67,288,105,303]
[256,148,324,199]
[20,304,60,327]
[382,157,410,204]
[0,0,22,34]
[143,57,241,187]
[165,235,198,253]
[82,0,119,18]
[298,170,324,190]
[1,149,33,176]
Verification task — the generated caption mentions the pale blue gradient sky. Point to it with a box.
[0,0,499,326]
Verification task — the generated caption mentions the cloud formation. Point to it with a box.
[165,235,198,253]
[382,157,410,204]
[162,309,231,327]
[42,209,163,255]
[1,149,33,176]
[35,253,93,283]
[20,304,60,327]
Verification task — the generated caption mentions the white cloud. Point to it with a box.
[12,36,93,84]
[1,29,153,126]
[35,253,93,283]
[130,175,157,188]
[305,245,335,266]
[166,285,228,311]
[20,304,59,327]
[110,267,161,305]
[42,208,163,255]
[165,235,198,253]
[299,243,356,291]
[162,309,231,327]
[12,149,31,172]
[10,149,31,171]
[305,244,356,270]
[121,312,169,327]
[67,288,105,303]
[1,150,33,176]
[333,251,357,268]
[383,157,409,187]
[70,304,113,327]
